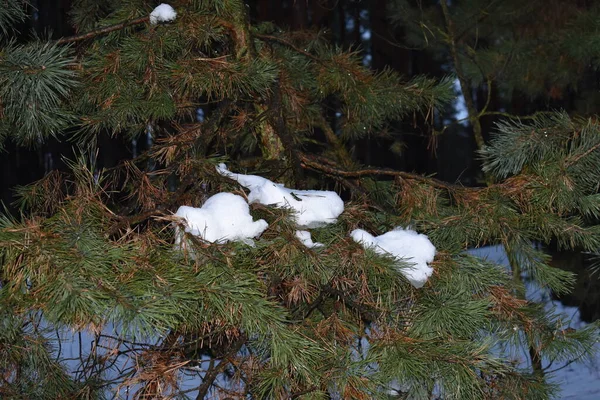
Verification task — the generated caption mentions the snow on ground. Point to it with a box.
[149,4,177,24]
[217,164,344,228]
[174,192,268,245]
[295,230,324,248]
[351,227,436,288]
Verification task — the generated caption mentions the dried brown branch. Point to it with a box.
[290,385,320,399]
[108,209,163,236]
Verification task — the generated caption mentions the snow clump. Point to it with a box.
[217,164,344,228]
[150,4,177,25]
[351,227,436,288]
[295,230,324,249]
[175,193,268,245]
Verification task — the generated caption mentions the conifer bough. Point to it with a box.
[0,1,599,399]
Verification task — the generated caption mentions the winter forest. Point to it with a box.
[2,0,600,399]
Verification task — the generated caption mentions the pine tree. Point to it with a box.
[1,1,599,399]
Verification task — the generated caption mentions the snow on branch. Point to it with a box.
[217,164,344,228]
[174,193,268,245]
[351,228,436,288]
[149,4,177,25]
[295,230,324,249]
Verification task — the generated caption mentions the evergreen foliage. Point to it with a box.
[0,1,599,399]
[0,41,78,146]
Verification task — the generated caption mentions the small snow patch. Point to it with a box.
[295,230,324,249]
[150,4,177,25]
[174,193,268,245]
[351,227,436,288]
[217,164,344,228]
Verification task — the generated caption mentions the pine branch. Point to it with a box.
[440,0,485,151]
[108,208,162,236]
[268,78,305,187]
[299,152,460,191]
[56,16,150,45]
[255,33,324,64]
[195,334,246,400]
[321,285,379,323]
[290,385,320,399]
[314,114,354,167]
[564,140,600,168]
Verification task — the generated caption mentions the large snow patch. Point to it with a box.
[217,164,344,228]
[175,193,268,245]
[351,227,436,288]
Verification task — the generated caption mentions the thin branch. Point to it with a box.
[477,77,493,118]
[299,152,462,191]
[545,349,589,374]
[479,110,556,120]
[195,335,246,400]
[268,77,306,187]
[564,141,600,168]
[56,16,150,45]
[108,208,163,236]
[255,34,324,64]
[314,114,354,167]
[290,385,320,399]
[440,0,485,151]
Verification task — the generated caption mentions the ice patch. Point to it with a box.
[174,193,268,245]
[217,164,344,228]
[351,227,436,288]
[150,4,177,25]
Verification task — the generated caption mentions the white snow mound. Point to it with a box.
[175,193,268,244]
[150,4,177,25]
[217,164,344,228]
[295,230,324,249]
[351,227,436,288]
